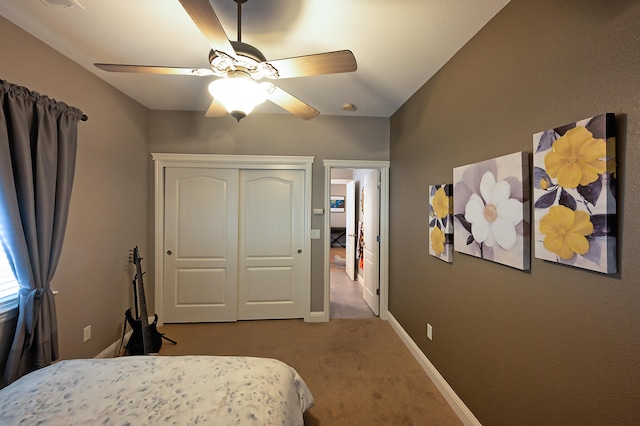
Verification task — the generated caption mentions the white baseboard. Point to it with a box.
[305,311,328,323]
[95,330,131,359]
[386,313,481,426]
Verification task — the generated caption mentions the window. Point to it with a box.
[1,197,20,308]
[0,245,19,306]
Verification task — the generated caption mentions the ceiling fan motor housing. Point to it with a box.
[208,42,278,80]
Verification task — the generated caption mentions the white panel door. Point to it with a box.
[345,180,356,281]
[164,167,238,322]
[238,169,305,320]
[363,170,380,315]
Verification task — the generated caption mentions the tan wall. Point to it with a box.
[0,16,150,360]
[149,111,389,311]
[389,0,640,424]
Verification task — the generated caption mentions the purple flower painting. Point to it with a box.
[532,113,617,274]
[453,152,530,270]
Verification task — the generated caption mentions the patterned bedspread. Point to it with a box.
[0,355,314,425]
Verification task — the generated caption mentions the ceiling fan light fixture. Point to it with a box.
[94,0,357,120]
[208,70,268,121]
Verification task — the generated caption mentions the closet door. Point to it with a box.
[238,169,305,319]
[163,167,239,322]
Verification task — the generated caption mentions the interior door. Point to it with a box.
[345,180,356,281]
[163,167,238,322]
[237,169,305,320]
[363,170,380,315]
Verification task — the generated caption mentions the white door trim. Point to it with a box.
[152,154,314,326]
[320,159,390,322]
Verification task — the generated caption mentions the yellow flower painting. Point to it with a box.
[428,184,453,262]
[430,226,446,256]
[539,206,593,260]
[532,113,617,274]
[544,126,606,189]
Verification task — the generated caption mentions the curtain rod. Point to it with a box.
[81,114,88,121]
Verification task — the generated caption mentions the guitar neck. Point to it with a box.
[133,247,153,354]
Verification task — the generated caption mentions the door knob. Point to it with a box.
[167,250,172,255]
[297,249,302,254]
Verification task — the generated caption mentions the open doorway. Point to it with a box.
[329,173,373,319]
[323,160,390,322]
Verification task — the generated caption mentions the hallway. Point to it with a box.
[330,247,375,319]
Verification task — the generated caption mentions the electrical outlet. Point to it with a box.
[83,325,91,342]
[426,323,433,341]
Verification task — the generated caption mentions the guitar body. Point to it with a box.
[124,247,163,356]
[125,308,162,355]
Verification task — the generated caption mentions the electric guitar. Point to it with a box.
[125,246,162,355]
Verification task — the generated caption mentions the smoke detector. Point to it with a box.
[40,0,84,9]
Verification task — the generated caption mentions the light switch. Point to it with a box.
[311,229,321,239]
[313,208,324,215]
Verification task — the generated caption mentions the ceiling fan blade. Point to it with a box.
[267,85,319,120]
[266,50,357,79]
[179,0,236,56]
[205,99,227,117]
[94,63,214,76]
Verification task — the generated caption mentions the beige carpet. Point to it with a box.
[157,318,462,425]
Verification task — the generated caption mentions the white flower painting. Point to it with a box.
[453,152,530,270]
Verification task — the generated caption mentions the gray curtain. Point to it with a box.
[0,80,83,385]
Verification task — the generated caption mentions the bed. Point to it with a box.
[0,355,314,425]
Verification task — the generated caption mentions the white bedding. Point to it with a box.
[0,355,314,425]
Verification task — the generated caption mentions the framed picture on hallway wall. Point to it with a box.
[428,184,454,263]
[330,195,345,212]
[532,113,617,274]
[453,151,530,270]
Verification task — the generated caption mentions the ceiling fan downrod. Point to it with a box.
[234,0,248,43]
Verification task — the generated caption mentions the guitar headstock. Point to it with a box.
[133,246,142,264]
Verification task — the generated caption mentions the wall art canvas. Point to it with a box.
[428,184,454,263]
[330,195,345,212]
[532,113,616,274]
[453,152,530,270]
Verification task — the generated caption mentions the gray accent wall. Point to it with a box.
[389,0,640,424]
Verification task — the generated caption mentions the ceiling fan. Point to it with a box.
[94,0,357,121]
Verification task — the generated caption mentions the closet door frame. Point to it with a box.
[152,153,314,326]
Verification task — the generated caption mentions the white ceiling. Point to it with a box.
[0,0,509,119]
